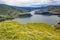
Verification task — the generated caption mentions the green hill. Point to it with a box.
[0,4,26,21]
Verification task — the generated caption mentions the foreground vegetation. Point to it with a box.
[0,22,60,40]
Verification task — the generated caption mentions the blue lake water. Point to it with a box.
[12,11,60,25]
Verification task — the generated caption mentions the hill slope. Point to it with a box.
[0,22,60,40]
[0,4,26,21]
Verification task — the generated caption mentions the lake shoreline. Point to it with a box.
[35,13,60,15]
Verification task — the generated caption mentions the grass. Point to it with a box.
[0,22,60,40]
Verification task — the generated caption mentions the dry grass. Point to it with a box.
[0,22,60,40]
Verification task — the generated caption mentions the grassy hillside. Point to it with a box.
[0,4,26,21]
[0,22,60,40]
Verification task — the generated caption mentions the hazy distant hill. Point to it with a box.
[13,7,45,12]
[35,5,60,15]
[46,5,60,14]
[44,5,60,11]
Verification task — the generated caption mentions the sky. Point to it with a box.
[0,0,60,7]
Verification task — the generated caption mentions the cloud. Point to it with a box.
[48,0,60,5]
[0,0,60,6]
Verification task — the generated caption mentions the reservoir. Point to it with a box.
[8,11,60,25]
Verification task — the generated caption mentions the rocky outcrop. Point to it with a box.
[54,20,60,30]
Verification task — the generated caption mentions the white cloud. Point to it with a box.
[0,0,60,6]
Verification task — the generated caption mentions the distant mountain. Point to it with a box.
[7,4,48,12]
[44,5,60,11]
[44,5,60,14]
[35,5,60,15]
[0,4,47,12]
[13,6,46,12]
